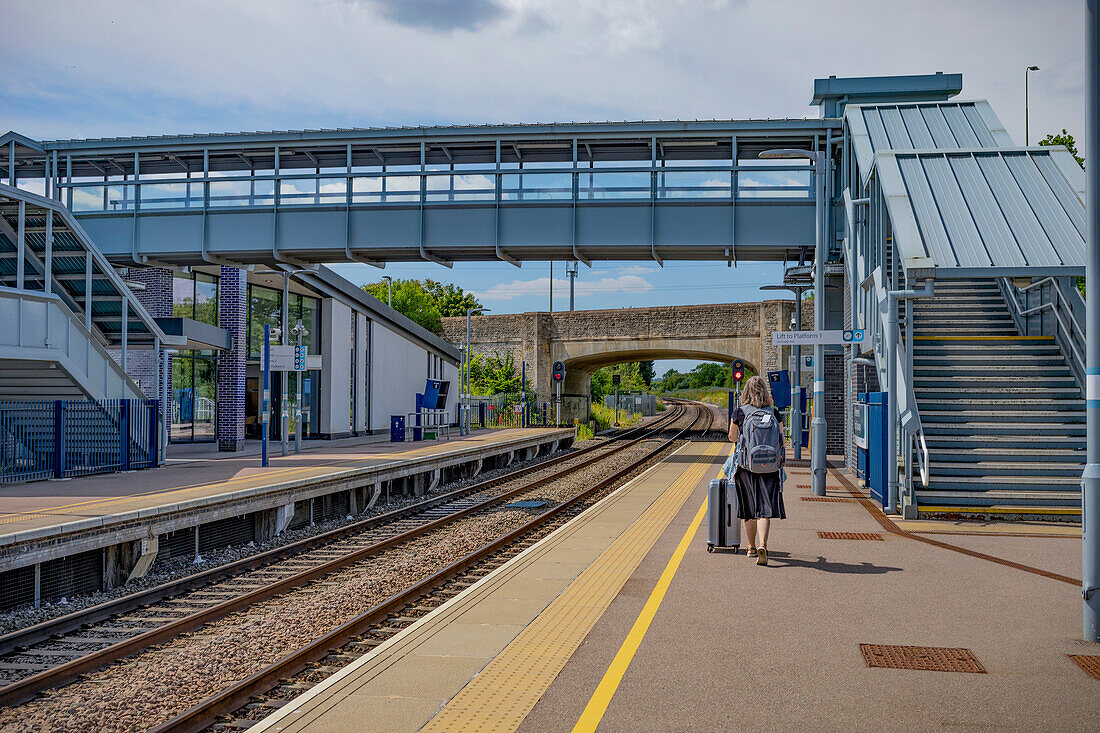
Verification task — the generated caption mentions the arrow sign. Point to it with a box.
[772,329,865,346]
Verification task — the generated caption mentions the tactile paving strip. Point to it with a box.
[860,644,986,673]
[420,442,725,732]
[802,496,854,503]
[1067,654,1100,679]
[818,531,884,540]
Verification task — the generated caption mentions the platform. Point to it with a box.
[252,442,1098,733]
[0,428,573,576]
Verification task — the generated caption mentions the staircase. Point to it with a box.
[911,279,1084,520]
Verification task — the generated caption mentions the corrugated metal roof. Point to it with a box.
[875,147,1086,278]
[847,101,1013,186]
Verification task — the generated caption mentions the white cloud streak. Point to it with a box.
[476,274,654,301]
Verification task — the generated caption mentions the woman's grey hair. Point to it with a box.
[740,374,774,408]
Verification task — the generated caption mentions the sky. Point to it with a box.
[3,0,1087,375]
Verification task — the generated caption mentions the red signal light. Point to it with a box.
[734,370,744,381]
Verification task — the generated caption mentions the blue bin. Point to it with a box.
[855,392,888,508]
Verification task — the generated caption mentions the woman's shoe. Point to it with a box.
[746,546,758,557]
[756,547,768,566]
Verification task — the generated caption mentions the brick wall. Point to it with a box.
[217,267,246,451]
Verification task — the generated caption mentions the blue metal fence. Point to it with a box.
[0,399,158,484]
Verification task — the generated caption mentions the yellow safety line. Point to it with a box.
[420,441,723,732]
[0,432,527,524]
[572,497,707,733]
[918,505,1081,515]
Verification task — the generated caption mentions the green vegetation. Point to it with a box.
[362,278,481,335]
[661,386,730,408]
[653,361,754,392]
[461,351,529,396]
[590,361,654,403]
[590,402,642,431]
[1038,129,1084,168]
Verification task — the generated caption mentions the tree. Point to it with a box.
[463,351,526,395]
[1038,129,1085,168]
[362,278,481,335]
[424,279,482,318]
[637,360,655,386]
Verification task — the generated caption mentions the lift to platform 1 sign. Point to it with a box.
[772,330,865,345]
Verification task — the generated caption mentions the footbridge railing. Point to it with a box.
[999,276,1085,394]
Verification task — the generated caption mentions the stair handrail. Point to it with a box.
[999,276,1085,390]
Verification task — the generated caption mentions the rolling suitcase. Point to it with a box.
[707,478,740,553]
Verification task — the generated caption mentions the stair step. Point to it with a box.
[925,474,1081,487]
[915,490,1082,509]
[923,422,1085,436]
[916,387,1080,397]
[929,462,1083,477]
[918,399,1082,410]
[914,356,1066,366]
[914,365,1072,376]
[921,411,1085,422]
[914,375,1076,384]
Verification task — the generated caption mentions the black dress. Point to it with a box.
[731,406,786,520]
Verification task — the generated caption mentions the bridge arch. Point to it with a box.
[443,300,806,423]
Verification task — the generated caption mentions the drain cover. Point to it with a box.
[1067,654,1100,680]
[503,500,550,509]
[819,531,884,540]
[860,644,985,673]
[802,496,852,503]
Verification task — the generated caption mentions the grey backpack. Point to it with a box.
[737,406,785,474]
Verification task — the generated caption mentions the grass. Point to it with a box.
[656,387,731,408]
[590,402,643,432]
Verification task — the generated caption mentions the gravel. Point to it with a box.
[0,417,691,733]
[0,442,597,637]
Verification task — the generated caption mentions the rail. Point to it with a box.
[60,164,814,214]
[0,407,684,707]
[999,276,1085,392]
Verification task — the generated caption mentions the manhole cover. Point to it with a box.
[503,500,550,509]
[802,496,852,503]
[1067,654,1100,680]
[819,531,884,541]
[860,644,985,673]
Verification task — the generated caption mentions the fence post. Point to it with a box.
[53,400,64,479]
[120,399,130,472]
[148,399,158,468]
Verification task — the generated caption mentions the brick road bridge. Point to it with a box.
[442,300,810,423]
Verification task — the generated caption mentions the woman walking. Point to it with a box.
[726,375,786,566]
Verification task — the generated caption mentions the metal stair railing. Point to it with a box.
[999,276,1085,393]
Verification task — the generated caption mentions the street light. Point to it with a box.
[257,268,315,457]
[760,147,827,496]
[381,275,393,307]
[464,307,490,435]
[760,283,810,460]
[1025,65,1040,145]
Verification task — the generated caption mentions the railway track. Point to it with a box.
[151,402,712,733]
[0,406,700,722]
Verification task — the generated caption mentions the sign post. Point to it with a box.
[261,325,270,468]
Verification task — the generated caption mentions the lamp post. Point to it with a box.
[382,275,393,307]
[1081,0,1098,643]
[761,283,810,460]
[465,307,490,434]
[1025,65,1040,144]
[760,147,827,495]
[257,268,314,457]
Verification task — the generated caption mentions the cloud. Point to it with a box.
[476,274,654,302]
[354,0,509,33]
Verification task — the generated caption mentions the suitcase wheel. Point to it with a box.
[731,545,740,555]
[707,544,714,553]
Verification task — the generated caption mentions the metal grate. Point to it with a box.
[802,496,854,503]
[819,531,884,540]
[287,499,311,530]
[860,644,986,673]
[1067,655,1100,680]
[312,491,351,525]
[0,565,36,611]
[158,527,197,561]
[197,515,255,555]
[41,549,103,603]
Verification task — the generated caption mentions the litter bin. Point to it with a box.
[390,415,405,442]
[855,392,888,508]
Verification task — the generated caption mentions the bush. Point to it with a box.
[590,402,642,430]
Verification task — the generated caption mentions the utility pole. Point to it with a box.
[1025,65,1040,145]
[548,261,553,312]
[382,275,392,307]
[1081,0,1098,643]
[566,261,578,311]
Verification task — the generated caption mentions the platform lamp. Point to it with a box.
[465,307,491,435]
[382,275,393,307]
[760,283,810,460]
[1025,65,1040,145]
[759,147,827,496]
[257,267,316,457]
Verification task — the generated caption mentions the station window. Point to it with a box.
[171,272,219,443]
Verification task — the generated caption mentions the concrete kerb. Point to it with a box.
[0,429,574,572]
